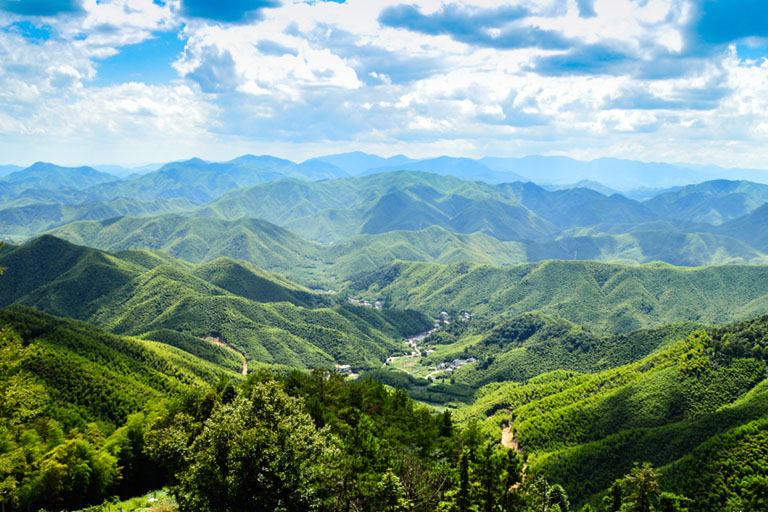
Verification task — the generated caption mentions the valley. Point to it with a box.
[1,154,768,512]
[5,1,768,509]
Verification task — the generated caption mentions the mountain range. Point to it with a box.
[0,236,431,370]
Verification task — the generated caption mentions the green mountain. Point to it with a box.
[195,171,563,243]
[364,156,527,183]
[716,203,768,252]
[0,236,431,370]
[457,315,768,510]
[45,214,324,278]
[0,197,195,236]
[46,211,768,287]
[347,259,768,333]
[526,230,768,266]
[1,162,118,190]
[75,155,347,205]
[500,181,658,228]
[0,305,236,427]
[427,314,704,388]
[644,179,768,225]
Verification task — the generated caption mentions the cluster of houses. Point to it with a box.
[335,364,359,379]
[436,357,477,372]
[348,298,383,309]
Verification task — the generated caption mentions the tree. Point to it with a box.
[174,380,336,512]
[603,481,622,512]
[658,492,690,512]
[547,484,570,512]
[374,469,411,512]
[456,451,472,512]
[621,463,660,512]
[0,327,47,426]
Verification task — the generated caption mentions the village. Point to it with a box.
[335,307,476,381]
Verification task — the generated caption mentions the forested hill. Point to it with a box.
[0,236,432,370]
[458,313,768,510]
[348,259,768,333]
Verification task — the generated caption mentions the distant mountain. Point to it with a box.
[45,214,324,278]
[644,179,768,225]
[0,197,195,236]
[498,182,658,228]
[0,164,22,177]
[0,162,119,201]
[0,236,431,370]
[195,171,557,243]
[367,156,527,183]
[526,230,768,266]
[543,180,619,196]
[716,203,768,252]
[304,151,414,175]
[481,155,768,190]
[93,163,161,177]
[75,154,348,205]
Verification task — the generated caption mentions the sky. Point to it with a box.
[0,0,767,168]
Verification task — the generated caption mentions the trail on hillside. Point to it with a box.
[206,336,248,376]
[502,420,527,474]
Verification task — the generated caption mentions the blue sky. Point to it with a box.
[0,0,767,168]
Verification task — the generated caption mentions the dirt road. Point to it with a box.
[206,336,248,376]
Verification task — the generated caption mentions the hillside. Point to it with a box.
[0,162,118,194]
[347,259,768,333]
[455,315,768,510]
[0,305,236,427]
[423,314,704,388]
[0,196,195,236]
[0,236,432,370]
[716,203,768,252]
[45,214,326,278]
[644,179,768,225]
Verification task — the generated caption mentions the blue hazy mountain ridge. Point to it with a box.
[644,180,768,225]
[303,151,415,175]
[0,164,23,177]
[0,162,119,201]
[480,155,768,190]
[364,155,528,183]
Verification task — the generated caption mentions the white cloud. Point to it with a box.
[0,0,767,169]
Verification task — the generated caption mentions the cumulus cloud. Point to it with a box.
[378,3,572,50]
[1,0,768,169]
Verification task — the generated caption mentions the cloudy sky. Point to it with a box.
[0,0,767,167]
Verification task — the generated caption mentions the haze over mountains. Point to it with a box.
[2,153,768,274]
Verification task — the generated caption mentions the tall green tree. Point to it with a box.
[621,463,660,512]
[174,380,336,512]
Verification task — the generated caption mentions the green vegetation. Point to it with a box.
[0,305,235,511]
[431,314,703,387]
[0,236,432,370]
[348,259,768,333]
[644,179,768,225]
[0,197,195,236]
[459,315,768,510]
